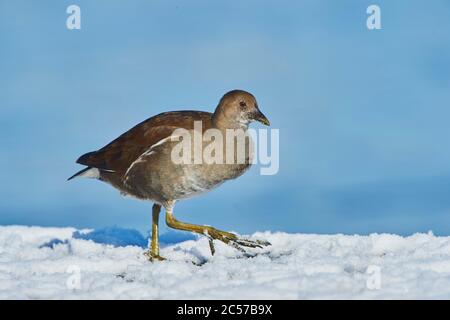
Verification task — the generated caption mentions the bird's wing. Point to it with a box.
[76,111,212,175]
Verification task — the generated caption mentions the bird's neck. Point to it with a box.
[212,111,249,131]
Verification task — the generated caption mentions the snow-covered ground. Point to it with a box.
[1,225,450,299]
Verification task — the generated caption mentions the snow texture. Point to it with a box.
[1,225,450,299]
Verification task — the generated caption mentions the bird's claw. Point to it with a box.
[143,250,166,262]
[205,227,271,256]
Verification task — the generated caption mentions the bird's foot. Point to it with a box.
[205,227,271,255]
[143,250,166,262]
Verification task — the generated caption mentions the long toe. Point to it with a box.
[231,237,271,251]
[205,227,271,254]
[236,238,271,247]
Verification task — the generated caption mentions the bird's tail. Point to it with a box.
[67,167,98,181]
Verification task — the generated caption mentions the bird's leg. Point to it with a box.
[144,204,166,261]
[165,210,270,255]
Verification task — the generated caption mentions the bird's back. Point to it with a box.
[77,110,213,176]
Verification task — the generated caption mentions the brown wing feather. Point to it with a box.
[76,111,213,175]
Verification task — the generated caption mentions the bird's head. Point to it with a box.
[213,90,270,128]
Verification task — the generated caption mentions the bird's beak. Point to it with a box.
[253,109,270,126]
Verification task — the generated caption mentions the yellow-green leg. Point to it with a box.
[144,204,166,261]
[165,210,270,255]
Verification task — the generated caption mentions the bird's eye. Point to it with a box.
[239,101,246,108]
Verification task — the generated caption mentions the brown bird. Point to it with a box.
[69,90,271,261]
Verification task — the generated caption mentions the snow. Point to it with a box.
[1,225,450,299]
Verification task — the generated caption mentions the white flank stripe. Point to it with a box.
[79,168,100,179]
[123,134,178,180]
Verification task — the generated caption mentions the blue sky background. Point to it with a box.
[1,0,450,237]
